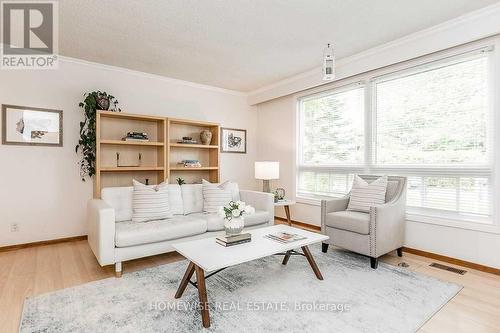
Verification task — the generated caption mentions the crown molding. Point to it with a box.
[0,44,246,97]
[58,56,247,96]
[248,2,500,105]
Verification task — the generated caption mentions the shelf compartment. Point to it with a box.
[101,166,165,172]
[98,110,165,122]
[169,167,218,171]
[101,139,164,146]
[169,143,218,149]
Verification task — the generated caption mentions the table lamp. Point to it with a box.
[255,161,279,193]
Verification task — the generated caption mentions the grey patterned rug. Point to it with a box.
[20,246,461,333]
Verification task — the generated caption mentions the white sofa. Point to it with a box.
[87,183,274,276]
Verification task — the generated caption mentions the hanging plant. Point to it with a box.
[76,91,121,181]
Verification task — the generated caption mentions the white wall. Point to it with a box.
[0,58,259,247]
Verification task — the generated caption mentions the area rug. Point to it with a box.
[20,246,461,333]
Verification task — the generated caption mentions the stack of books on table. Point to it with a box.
[179,160,202,168]
[264,232,306,244]
[216,233,252,247]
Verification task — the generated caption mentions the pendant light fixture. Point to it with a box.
[322,43,335,81]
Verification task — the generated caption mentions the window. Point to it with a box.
[297,47,494,224]
[299,85,365,166]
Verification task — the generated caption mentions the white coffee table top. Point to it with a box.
[172,224,328,272]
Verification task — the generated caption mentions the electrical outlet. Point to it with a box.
[10,223,19,232]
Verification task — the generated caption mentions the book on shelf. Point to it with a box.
[177,140,198,144]
[264,232,306,244]
[123,137,150,142]
[178,160,202,168]
[216,233,251,247]
[122,131,149,141]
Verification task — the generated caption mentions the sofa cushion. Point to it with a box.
[102,186,133,222]
[182,184,203,214]
[101,184,184,222]
[190,210,270,231]
[115,215,207,247]
[167,184,184,215]
[325,210,370,235]
[132,180,172,223]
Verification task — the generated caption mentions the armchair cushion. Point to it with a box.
[347,175,387,213]
[325,210,370,235]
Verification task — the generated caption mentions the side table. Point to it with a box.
[274,200,296,226]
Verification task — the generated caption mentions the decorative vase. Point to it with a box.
[200,130,212,145]
[224,216,244,236]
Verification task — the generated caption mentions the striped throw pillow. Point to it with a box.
[347,175,388,213]
[132,180,172,222]
[202,179,233,213]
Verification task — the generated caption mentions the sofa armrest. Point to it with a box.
[369,198,406,257]
[320,197,349,233]
[87,199,116,266]
[240,190,275,225]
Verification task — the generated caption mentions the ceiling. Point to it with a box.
[59,0,500,92]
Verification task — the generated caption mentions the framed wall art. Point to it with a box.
[220,127,246,153]
[2,104,63,146]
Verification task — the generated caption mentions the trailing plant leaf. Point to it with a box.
[75,91,121,181]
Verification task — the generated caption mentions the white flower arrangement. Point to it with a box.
[218,201,255,221]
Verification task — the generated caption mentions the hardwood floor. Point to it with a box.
[1,227,499,332]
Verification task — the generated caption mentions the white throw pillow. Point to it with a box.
[202,179,233,213]
[347,175,388,213]
[132,180,172,222]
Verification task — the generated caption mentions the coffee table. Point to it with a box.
[172,224,329,328]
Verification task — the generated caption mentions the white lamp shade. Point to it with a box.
[255,161,279,180]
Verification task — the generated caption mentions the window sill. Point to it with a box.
[296,196,500,234]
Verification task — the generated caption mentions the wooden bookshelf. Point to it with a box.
[167,118,220,184]
[94,110,167,197]
[94,112,220,197]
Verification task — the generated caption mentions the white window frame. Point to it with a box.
[295,37,500,234]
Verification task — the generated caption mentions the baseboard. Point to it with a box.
[0,235,88,252]
[403,247,500,276]
[275,216,321,231]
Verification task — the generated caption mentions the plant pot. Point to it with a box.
[200,130,213,145]
[96,95,110,110]
[224,216,244,236]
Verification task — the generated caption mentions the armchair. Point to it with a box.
[320,175,407,269]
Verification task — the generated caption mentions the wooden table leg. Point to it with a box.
[195,265,210,328]
[175,262,195,299]
[284,205,291,226]
[282,250,291,265]
[301,246,324,280]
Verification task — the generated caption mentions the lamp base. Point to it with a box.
[262,180,271,193]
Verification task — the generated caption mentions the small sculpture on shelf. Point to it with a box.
[200,129,212,145]
[122,132,149,142]
[116,152,142,167]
